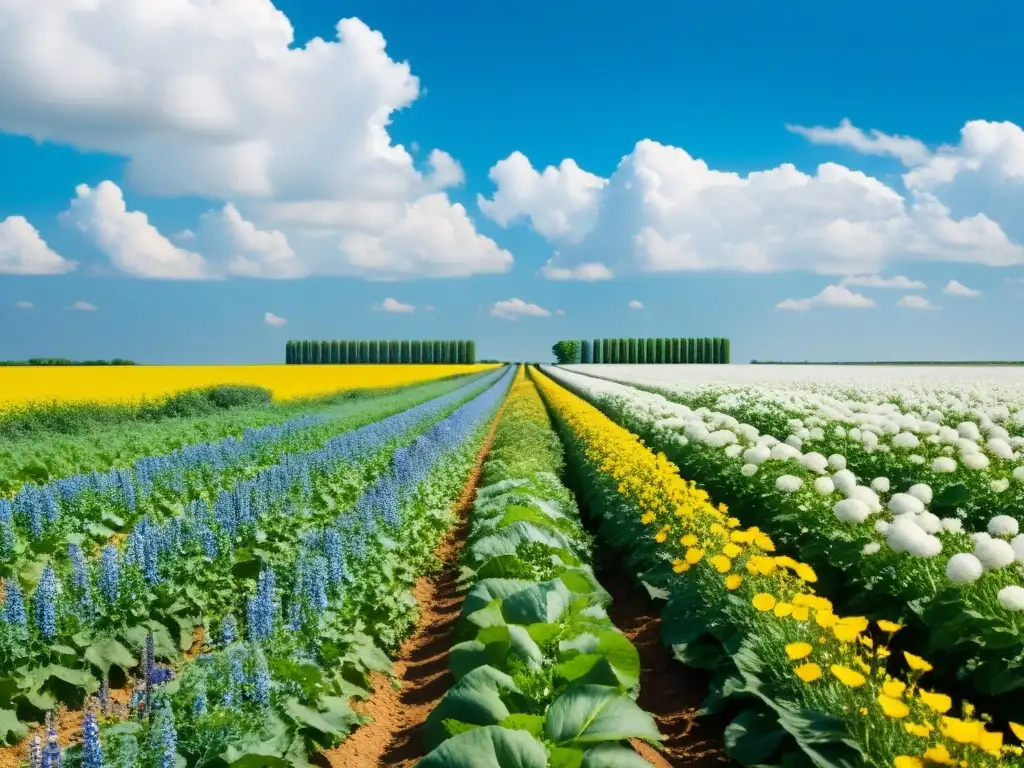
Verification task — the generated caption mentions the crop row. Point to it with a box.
[545,365,1024,716]
[1,367,513,765]
[419,369,662,767]
[533,366,1023,768]
[577,364,1024,529]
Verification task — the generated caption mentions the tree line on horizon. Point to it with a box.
[286,339,476,364]
[552,337,730,364]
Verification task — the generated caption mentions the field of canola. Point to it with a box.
[0,365,495,409]
[4,361,1024,767]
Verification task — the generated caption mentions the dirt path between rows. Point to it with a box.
[320,412,501,768]
[593,548,731,768]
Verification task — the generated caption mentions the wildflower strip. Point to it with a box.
[532,366,1024,768]
[419,370,661,768]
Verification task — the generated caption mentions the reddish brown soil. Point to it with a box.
[594,548,731,767]
[322,412,501,768]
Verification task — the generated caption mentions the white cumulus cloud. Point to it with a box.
[942,279,982,297]
[786,118,931,165]
[0,2,509,280]
[14,300,33,309]
[479,153,607,242]
[61,181,213,279]
[380,297,415,313]
[264,311,287,327]
[67,301,97,311]
[776,285,874,310]
[627,300,644,309]
[200,204,303,278]
[897,294,939,310]
[0,216,77,275]
[539,257,613,281]
[839,274,925,289]
[480,131,1024,278]
[490,298,551,320]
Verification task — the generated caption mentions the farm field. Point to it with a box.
[0,364,497,410]
[3,362,1024,767]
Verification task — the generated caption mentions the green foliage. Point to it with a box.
[551,341,581,364]
[420,373,659,766]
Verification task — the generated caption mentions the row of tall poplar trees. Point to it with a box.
[286,339,476,364]
[552,337,730,364]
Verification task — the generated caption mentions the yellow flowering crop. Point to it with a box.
[0,364,497,410]
[531,367,1022,767]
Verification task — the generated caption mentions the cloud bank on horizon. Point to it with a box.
[0,0,1020,317]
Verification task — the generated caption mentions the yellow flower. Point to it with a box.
[794,663,821,682]
[795,563,818,583]
[877,694,910,719]
[877,619,902,633]
[815,611,838,629]
[918,691,952,714]
[791,605,810,622]
[710,555,732,573]
[654,530,668,543]
[685,548,705,564]
[752,593,777,612]
[671,559,691,574]
[680,534,698,547]
[724,574,743,590]
[903,652,933,673]
[882,680,906,698]
[830,665,866,688]
[640,512,657,525]
[754,534,775,551]
[832,623,861,643]
[940,717,981,744]
[726,516,741,528]
[773,602,794,617]
[922,745,956,765]
[893,758,924,768]
[1011,722,1024,741]
[722,543,742,558]
[904,722,931,737]
[785,642,813,660]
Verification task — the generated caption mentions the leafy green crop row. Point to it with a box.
[0,374,476,495]
[419,371,662,768]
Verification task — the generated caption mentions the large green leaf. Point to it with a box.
[581,743,653,768]
[450,625,543,680]
[557,630,640,689]
[724,708,786,764]
[463,599,507,636]
[501,579,573,625]
[282,696,360,742]
[0,708,27,745]
[84,637,137,674]
[423,666,519,751]
[470,523,573,562]
[543,685,662,746]
[461,579,535,619]
[418,725,548,768]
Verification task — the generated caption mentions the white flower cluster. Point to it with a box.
[544,364,1024,612]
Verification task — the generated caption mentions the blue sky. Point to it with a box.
[1,0,1022,363]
